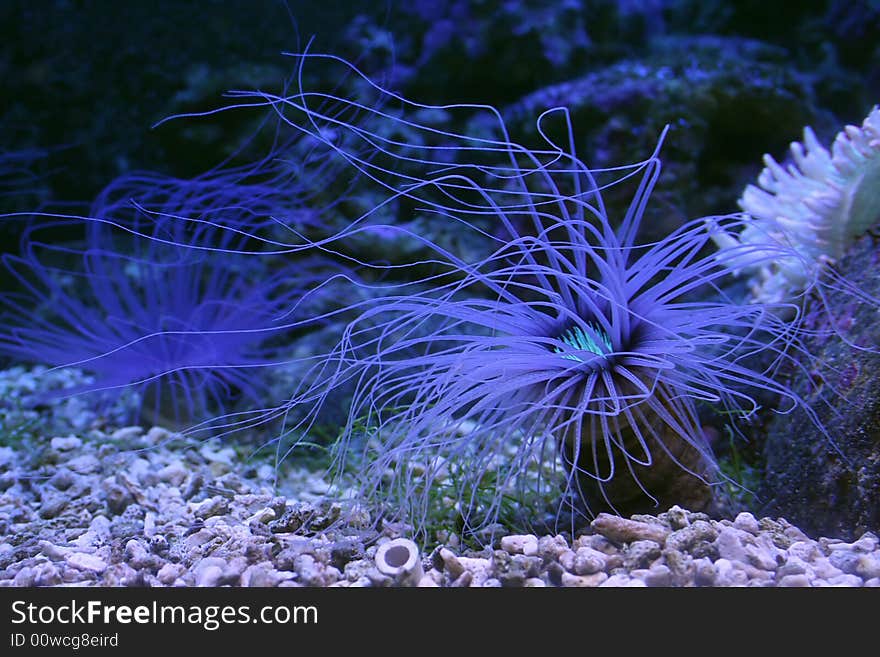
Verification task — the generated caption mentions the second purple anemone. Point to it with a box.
[0,171,331,428]
[223,53,831,537]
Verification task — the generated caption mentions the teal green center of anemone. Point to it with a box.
[554,323,613,362]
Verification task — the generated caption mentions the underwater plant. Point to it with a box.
[707,105,880,307]
[204,52,834,539]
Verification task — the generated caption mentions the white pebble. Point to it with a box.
[746,535,784,571]
[829,550,860,574]
[144,426,173,444]
[456,556,492,586]
[777,573,811,587]
[600,574,645,587]
[851,533,879,553]
[714,559,749,587]
[39,541,71,561]
[194,557,229,587]
[66,552,107,574]
[787,540,821,561]
[776,556,808,578]
[241,564,291,587]
[13,567,35,586]
[156,461,188,486]
[246,507,277,524]
[827,573,863,587]
[111,426,144,441]
[500,534,539,557]
[642,564,673,587]
[857,555,880,580]
[573,547,607,575]
[811,557,844,580]
[439,548,464,579]
[157,563,186,585]
[558,549,577,572]
[665,505,690,530]
[185,528,215,550]
[195,565,225,587]
[732,511,760,535]
[714,527,749,562]
[537,535,569,560]
[124,539,152,568]
[50,435,82,451]
[561,571,607,587]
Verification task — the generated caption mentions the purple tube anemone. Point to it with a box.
[212,52,832,538]
[0,170,331,428]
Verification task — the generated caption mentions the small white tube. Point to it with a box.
[374,538,424,586]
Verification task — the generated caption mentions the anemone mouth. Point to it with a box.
[552,320,617,367]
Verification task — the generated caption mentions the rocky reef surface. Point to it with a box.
[760,237,880,541]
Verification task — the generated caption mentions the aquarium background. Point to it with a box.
[2,1,878,215]
[0,0,879,587]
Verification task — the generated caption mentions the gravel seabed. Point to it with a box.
[1,368,878,588]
